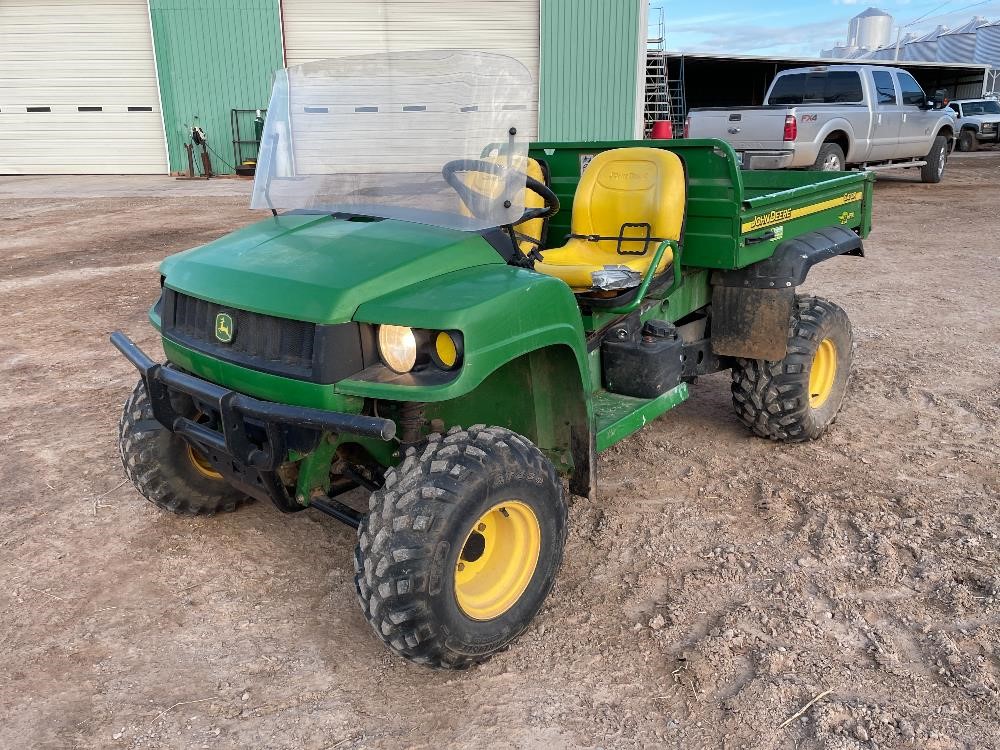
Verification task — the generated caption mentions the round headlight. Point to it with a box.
[377,325,417,373]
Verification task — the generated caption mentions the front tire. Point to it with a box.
[354,426,567,669]
[958,130,977,153]
[118,380,250,515]
[921,135,948,183]
[731,296,853,442]
[809,143,845,172]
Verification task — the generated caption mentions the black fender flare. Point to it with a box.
[712,226,863,290]
[709,227,863,361]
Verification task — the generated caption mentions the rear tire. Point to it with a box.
[118,379,250,515]
[809,143,846,172]
[731,296,853,442]
[921,135,948,183]
[354,426,567,669]
[958,130,977,153]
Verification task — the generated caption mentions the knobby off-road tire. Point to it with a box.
[958,130,978,153]
[118,379,250,515]
[731,295,853,442]
[809,143,846,172]
[921,135,949,183]
[354,425,567,669]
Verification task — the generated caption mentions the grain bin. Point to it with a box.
[849,8,894,51]
[974,20,1000,67]
[937,18,988,62]
[902,25,949,61]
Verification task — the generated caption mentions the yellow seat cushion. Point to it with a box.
[535,237,672,290]
[534,147,685,292]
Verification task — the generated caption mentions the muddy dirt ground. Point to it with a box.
[1,155,998,750]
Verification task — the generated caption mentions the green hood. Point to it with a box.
[160,214,503,324]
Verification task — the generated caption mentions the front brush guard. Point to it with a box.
[110,331,395,511]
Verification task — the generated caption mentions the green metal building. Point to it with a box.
[540,0,647,142]
[0,0,649,175]
[148,0,284,175]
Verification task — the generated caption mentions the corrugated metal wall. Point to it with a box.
[539,0,644,140]
[954,81,987,98]
[149,0,282,174]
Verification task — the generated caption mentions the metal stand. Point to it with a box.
[199,144,214,178]
[176,128,213,180]
[231,108,267,176]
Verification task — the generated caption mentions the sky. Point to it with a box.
[650,0,1000,57]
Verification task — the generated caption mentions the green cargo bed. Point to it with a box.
[528,138,874,271]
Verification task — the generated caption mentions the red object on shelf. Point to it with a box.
[649,120,673,139]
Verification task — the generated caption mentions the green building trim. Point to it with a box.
[149,0,282,174]
[146,1,647,172]
[539,0,646,141]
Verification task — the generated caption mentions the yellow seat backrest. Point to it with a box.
[571,147,685,256]
[457,157,548,257]
[513,158,548,255]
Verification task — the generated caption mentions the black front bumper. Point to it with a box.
[111,332,395,508]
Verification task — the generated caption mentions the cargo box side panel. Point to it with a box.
[735,171,874,268]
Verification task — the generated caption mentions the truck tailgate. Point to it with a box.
[686,107,789,150]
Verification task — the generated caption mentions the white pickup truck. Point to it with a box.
[949,98,1000,151]
[685,64,957,183]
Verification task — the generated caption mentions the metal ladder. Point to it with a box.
[644,53,669,135]
[644,53,686,137]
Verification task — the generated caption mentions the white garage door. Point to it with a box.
[0,1,167,174]
[280,0,539,136]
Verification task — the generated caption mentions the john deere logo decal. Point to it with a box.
[741,191,866,233]
[215,312,234,343]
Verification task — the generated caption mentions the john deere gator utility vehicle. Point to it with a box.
[112,51,873,669]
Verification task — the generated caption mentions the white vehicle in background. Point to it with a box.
[949,98,1000,151]
[685,64,957,183]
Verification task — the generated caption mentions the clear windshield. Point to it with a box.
[250,50,534,231]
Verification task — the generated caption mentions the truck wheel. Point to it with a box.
[354,426,567,669]
[809,143,845,172]
[921,135,948,183]
[958,130,977,153]
[731,296,853,442]
[118,379,250,515]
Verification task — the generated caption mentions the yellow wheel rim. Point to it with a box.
[809,338,838,408]
[186,443,223,480]
[454,501,541,621]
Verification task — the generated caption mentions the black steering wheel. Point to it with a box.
[441,158,559,225]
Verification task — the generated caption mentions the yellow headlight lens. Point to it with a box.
[434,331,458,369]
[377,325,417,373]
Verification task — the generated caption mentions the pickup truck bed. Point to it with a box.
[530,138,874,270]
